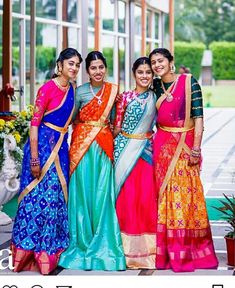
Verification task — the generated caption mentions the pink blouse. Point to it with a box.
[115,91,137,128]
[31,80,68,126]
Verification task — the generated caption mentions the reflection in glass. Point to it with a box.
[155,13,159,39]
[12,18,20,111]
[88,32,95,52]
[102,0,114,31]
[146,10,151,38]
[12,0,20,13]
[134,38,141,59]
[36,0,56,19]
[118,37,125,92]
[66,0,77,23]
[134,5,141,36]
[68,27,78,49]
[88,0,95,28]
[102,34,114,81]
[36,23,57,88]
[118,1,126,33]
[146,41,151,56]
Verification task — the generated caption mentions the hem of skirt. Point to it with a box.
[11,243,65,275]
[59,256,126,271]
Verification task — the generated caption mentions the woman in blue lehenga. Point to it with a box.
[11,48,82,275]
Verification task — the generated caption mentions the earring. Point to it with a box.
[58,69,62,76]
[170,64,176,74]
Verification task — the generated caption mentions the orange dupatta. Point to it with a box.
[69,82,117,176]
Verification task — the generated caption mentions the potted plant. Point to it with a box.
[213,193,235,266]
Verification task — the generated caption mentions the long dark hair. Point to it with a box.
[52,47,83,78]
[149,48,174,63]
[132,57,153,75]
[85,51,107,72]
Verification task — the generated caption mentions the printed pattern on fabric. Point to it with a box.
[114,94,148,163]
[13,163,69,254]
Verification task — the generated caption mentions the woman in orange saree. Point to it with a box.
[59,51,126,271]
[150,48,218,272]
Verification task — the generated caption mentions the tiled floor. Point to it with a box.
[0,108,234,276]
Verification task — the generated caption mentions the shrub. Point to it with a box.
[174,41,206,79]
[209,42,235,80]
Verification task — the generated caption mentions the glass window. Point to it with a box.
[134,5,141,36]
[134,38,141,59]
[68,27,78,49]
[64,0,78,23]
[88,32,95,52]
[155,13,159,39]
[36,0,56,19]
[102,34,114,81]
[88,0,95,28]
[102,0,114,31]
[146,10,151,38]
[35,23,57,87]
[0,0,2,9]
[118,1,126,33]
[146,41,151,56]
[118,37,125,92]
[12,0,20,13]
[26,0,30,15]
[25,20,31,105]
[12,18,20,111]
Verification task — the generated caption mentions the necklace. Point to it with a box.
[161,76,179,102]
[54,78,69,91]
[90,83,105,105]
[134,90,151,110]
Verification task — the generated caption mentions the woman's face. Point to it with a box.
[134,63,153,90]
[88,59,106,85]
[150,53,172,78]
[59,56,81,80]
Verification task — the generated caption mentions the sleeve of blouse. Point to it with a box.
[114,93,126,128]
[31,86,49,126]
[191,76,203,118]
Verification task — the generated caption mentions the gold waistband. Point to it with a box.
[121,130,153,140]
[43,122,68,134]
[158,125,194,133]
[80,120,108,127]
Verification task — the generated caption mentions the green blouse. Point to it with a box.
[152,75,203,118]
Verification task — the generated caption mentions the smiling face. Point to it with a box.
[58,56,81,80]
[134,63,153,91]
[88,59,106,86]
[150,53,173,78]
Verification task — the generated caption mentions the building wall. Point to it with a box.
[0,0,169,111]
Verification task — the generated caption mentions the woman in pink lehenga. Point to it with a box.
[149,48,218,272]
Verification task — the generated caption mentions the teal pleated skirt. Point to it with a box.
[59,141,126,270]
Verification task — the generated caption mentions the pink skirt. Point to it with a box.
[116,157,157,269]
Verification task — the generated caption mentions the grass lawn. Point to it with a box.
[202,85,235,107]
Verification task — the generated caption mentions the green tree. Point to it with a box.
[175,0,235,46]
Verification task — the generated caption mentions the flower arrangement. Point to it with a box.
[0,105,34,172]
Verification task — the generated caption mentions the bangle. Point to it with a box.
[30,157,40,166]
[192,147,201,152]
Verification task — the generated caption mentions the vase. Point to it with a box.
[225,236,235,266]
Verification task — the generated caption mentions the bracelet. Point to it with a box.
[30,157,40,166]
[192,147,201,152]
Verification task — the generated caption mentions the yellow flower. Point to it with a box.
[21,111,28,118]
[6,121,14,129]
[13,132,21,143]
[0,119,5,127]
